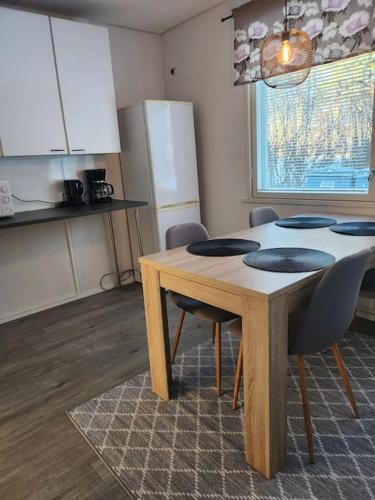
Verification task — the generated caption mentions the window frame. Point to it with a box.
[248,59,375,206]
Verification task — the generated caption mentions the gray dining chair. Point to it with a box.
[249,206,279,228]
[229,250,371,463]
[166,222,238,396]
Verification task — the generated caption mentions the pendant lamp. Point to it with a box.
[260,0,313,88]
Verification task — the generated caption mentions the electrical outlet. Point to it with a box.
[0,180,15,218]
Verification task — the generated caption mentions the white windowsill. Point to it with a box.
[241,195,375,210]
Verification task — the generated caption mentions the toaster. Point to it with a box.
[0,180,15,218]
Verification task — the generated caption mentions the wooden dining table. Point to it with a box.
[139,213,375,479]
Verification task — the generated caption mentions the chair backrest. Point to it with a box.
[289,250,371,355]
[249,206,279,227]
[165,222,209,250]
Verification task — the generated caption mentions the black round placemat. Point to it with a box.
[330,222,375,236]
[276,217,337,229]
[187,238,260,257]
[243,247,335,273]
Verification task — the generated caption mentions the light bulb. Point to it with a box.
[280,39,292,65]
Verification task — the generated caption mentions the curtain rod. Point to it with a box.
[221,14,233,22]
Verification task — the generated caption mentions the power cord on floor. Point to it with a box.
[99,268,142,291]
[13,192,143,291]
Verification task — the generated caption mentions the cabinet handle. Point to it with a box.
[71,149,86,152]
[50,149,65,152]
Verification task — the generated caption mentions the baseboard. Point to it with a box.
[357,309,375,322]
[2,278,372,326]
[0,279,135,325]
[358,296,375,322]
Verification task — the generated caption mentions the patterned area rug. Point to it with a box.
[68,332,375,499]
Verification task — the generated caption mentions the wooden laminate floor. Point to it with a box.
[0,285,373,499]
[0,284,207,500]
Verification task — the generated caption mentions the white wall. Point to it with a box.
[162,2,249,235]
[0,20,165,323]
[162,2,375,235]
[1,3,373,322]
[109,25,165,107]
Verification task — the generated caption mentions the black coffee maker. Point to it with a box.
[85,169,114,204]
[64,179,84,206]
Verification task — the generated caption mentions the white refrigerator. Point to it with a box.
[118,100,201,272]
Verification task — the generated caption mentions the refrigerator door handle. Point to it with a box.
[156,200,200,212]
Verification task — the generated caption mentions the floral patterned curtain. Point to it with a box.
[233,0,375,85]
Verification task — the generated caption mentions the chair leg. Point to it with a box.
[171,310,185,364]
[211,323,216,344]
[215,322,222,396]
[331,342,360,419]
[296,354,315,464]
[232,337,243,410]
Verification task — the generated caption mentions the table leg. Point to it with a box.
[242,295,288,478]
[141,262,172,400]
[134,207,144,257]
[107,212,122,288]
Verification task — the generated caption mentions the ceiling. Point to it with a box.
[1,0,226,33]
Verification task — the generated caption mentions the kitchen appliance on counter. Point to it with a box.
[0,180,15,218]
[85,169,114,203]
[63,179,84,207]
[118,100,201,262]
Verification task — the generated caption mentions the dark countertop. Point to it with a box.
[0,199,147,230]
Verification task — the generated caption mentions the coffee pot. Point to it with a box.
[64,179,84,207]
[85,169,114,204]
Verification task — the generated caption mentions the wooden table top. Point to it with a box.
[140,214,375,299]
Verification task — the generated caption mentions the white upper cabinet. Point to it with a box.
[0,8,68,156]
[51,18,120,155]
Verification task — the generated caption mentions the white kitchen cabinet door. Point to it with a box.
[0,8,67,156]
[51,18,120,155]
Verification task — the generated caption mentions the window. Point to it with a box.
[252,52,375,200]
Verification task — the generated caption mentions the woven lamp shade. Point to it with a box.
[261,29,313,88]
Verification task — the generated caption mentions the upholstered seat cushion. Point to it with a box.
[169,292,238,323]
